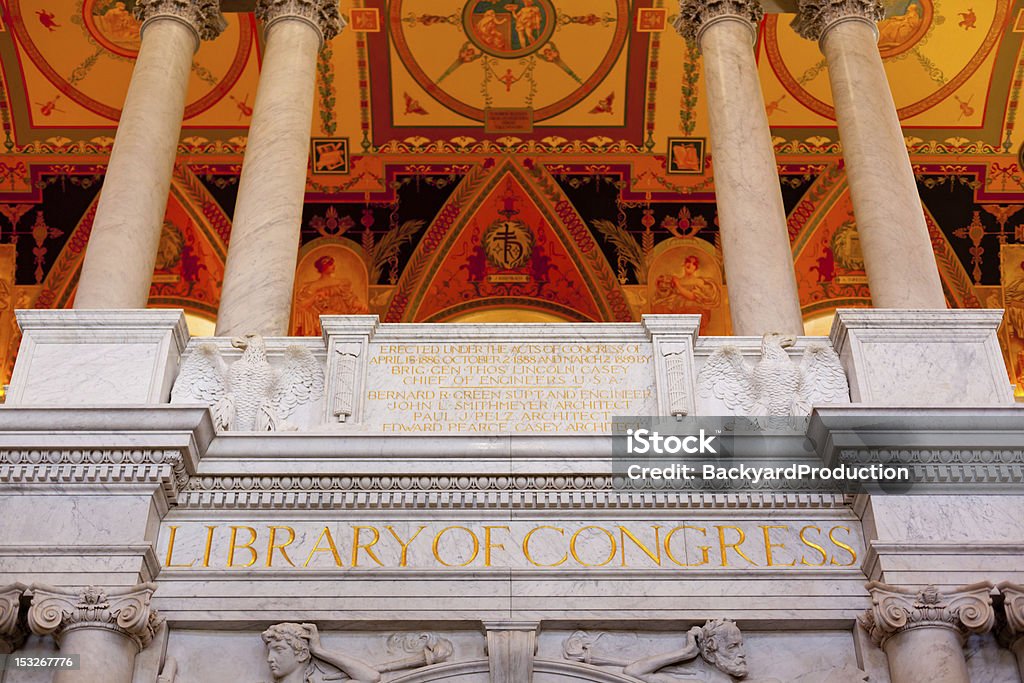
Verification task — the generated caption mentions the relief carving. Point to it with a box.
[332,342,362,423]
[171,334,325,432]
[791,0,885,41]
[698,333,849,417]
[661,341,691,417]
[674,0,764,42]
[563,620,748,681]
[563,622,868,682]
[261,623,452,682]
[27,584,161,651]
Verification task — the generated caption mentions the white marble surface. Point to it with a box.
[821,20,946,309]
[700,18,803,336]
[6,309,189,405]
[830,309,1014,405]
[963,633,1022,683]
[74,19,197,310]
[216,18,322,337]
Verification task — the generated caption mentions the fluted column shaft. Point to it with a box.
[860,582,994,683]
[215,0,343,336]
[675,1,804,336]
[794,0,945,308]
[74,0,225,309]
[27,584,160,683]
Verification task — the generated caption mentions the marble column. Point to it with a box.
[793,0,946,309]
[674,0,803,336]
[74,0,225,309]
[998,582,1024,679]
[215,0,343,337]
[0,584,26,655]
[860,582,995,683]
[27,584,161,683]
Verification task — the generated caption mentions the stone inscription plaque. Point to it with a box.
[362,341,657,434]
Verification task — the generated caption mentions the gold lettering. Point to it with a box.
[303,527,344,568]
[760,525,795,567]
[570,526,617,568]
[164,526,194,568]
[227,526,258,568]
[432,526,480,567]
[717,526,757,567]
[483,526,510,567]
[522,526,567,567]
[266,526,297,567]
[664,526,710,567]
[619,526,662,567]
[798,525,827,567]
[829,526,858,566]
[386,526,426,567]
[201,525,216,568]
[351,526,385,567]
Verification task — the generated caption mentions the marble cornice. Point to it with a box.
[791,0,884,42]
[674,0,764,43]
[0,583,27,653]
[860,582,995,648]
[135,0,227,46]
[27,584,162,651]
[255,0,345,45]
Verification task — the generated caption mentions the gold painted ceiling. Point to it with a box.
[1,0,1024,393]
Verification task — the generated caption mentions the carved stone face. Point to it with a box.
[708,624,748,678]
[266,640,306,679]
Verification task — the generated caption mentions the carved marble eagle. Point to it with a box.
[171,333,324,431]
[697,333,849,417]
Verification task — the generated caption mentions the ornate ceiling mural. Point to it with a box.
[0,0,1024,394]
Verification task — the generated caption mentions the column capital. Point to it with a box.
[27,584,162,651]
[997,582,1024,647]
[673,0,763,44]
[859,582,995,648]
[134,0,227,43]
[792,0,884,42]
[0,583,27,653]
[255,0,345,46]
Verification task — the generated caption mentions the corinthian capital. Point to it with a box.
[255,0,345,45]
[791,0,884,41]
[27,584,162,651]
[0,584,27,654]
[674,0,764,43]
[859,582,995,648]
[134,0,228,42]
[997,582,1024,647]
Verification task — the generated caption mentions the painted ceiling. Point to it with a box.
[0,0,1023,394]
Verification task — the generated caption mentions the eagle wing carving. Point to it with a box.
[797,343,850,411]
[271,345,325,422]
[697,345,756,413]
[170,343,232,430]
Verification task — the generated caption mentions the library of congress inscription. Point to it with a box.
[363,342,657,433]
